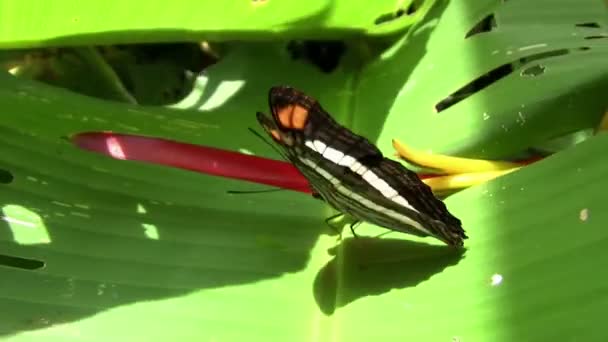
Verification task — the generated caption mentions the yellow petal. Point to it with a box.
[595,108,608,133]
[423,168,521,192]
[392,139,520,174]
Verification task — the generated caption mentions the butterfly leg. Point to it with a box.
[324,213,344,235]
[373,230,392,239]
[349,220,362,238]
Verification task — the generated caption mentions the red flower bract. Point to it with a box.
[71,132,314,194]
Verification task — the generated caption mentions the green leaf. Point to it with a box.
[0,43,349,340]
[0,0,432,48]
[354,0,608,159]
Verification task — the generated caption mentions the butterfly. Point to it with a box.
[256,85,467,247]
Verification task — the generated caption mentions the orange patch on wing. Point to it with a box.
[291,105,309,129]
[275,104,309,130]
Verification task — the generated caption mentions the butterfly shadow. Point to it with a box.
[313,236,466,315]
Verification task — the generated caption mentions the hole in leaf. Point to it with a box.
[0,254,45,270]
[375,0,423,24]
[121,74,135,94]
[435,49,569,112]
[374,9,405,25]
[466,14,496,38]
[521,64,545,77]
[406,0,423,15]
[575,22,601,28]
[0,169,13,184]
[519,49,569,64]
[584,35,608,39]
[435,64,513,112]
[287,40,346,73]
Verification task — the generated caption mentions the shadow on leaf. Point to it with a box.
[313,237,465,315]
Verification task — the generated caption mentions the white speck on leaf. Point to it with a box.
[238,148,254,155]
[483,112,490,120]
[517,111,526,125]
[97,283,106,296]
[518,43,548,51]
[491,274,503,286]
[580,208,589,222]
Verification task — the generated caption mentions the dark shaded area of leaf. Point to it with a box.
[7,42,220,105]
[313,237,465,315]
[287,40,347,73]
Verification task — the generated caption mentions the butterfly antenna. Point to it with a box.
[248,127,289,161]
[227,188,286,195]
[227,128,291,195]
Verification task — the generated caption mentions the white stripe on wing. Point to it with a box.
[298,156,431,236]
[304,139,419,213]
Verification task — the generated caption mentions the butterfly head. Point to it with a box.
[256,86,314,147]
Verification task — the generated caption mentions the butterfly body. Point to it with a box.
[256,86,467,247]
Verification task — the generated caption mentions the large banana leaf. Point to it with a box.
[1,0,607,341]
[0,0,432,46]
[355,0,608,158]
